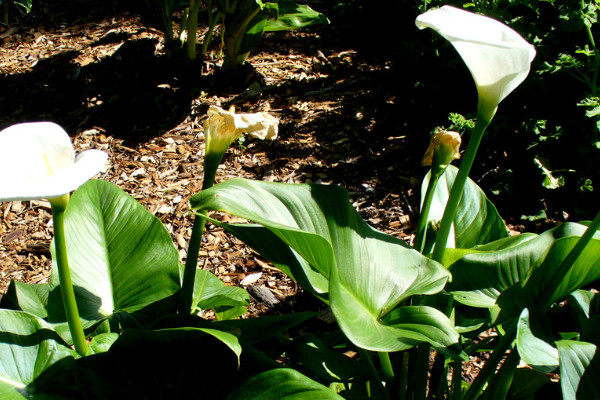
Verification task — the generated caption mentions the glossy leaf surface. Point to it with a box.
[49,180,180,326]
[191,179,457,353]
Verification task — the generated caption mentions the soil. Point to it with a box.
[0,1,509,314]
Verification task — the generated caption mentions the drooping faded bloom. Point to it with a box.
[422,130,461,167]
[416,6,536,120]
[204,105,279,156]
[0,122,108,202]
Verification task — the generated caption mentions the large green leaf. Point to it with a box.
[0,310,74,399]
[191,179,457,353]
[448,223,594,308]
[422,165,509,249]
[516,308,559,373]
[264,1,329,32]
[227,368,344,400]
[557,340,600,400]
[497,235,600,318]
[49,180,180,327]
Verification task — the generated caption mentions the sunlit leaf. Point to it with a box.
[0,310,75,399]
[228,368,344,399]
[516,308,559,373]
[191,179,458,353]
[48,180,180,337]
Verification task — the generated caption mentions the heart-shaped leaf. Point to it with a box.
[497,234,600,318]
[49,180,180,328]
[191,179,458,353]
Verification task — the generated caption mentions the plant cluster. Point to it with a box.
[417,0,600,219]
[0,0,31,25]
[1,4,600,400]
[141,0,328,70]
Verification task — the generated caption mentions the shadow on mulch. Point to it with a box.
[0,36,199,142]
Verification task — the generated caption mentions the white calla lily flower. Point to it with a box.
[204,105,278,156]
[0,122,108,202]
[416,5,536,120]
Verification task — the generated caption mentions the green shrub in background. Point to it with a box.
[416,0,599,220]
[1,0,32,24]
[142,0,328,70]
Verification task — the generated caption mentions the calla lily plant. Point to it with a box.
[0,122,108,356]
[179,106,279,314]
[416,6,536,261]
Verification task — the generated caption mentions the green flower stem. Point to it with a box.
[186,0,201,60]
[378,351,399,399]
[2,3,8,25]
[451,358,462,400]
[431,114,493,263]
[463,329,515,400]
[483,346,520,400]
[412,344,430,400]
[414,161,446,254]
[178,7,190,46]
[358,348,389,400]
[50,194,88,357]
[179,151,224,315]
[201,0,222,57]
[540,209,600,310]
[397,351,409,400]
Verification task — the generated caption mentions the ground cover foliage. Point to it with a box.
[1,0,600,399]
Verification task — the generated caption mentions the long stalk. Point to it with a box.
[412,344,431,400]
[482,347,520,400]
[179,151,223,314]
[451,358,463,400]
[186,0,202,60]
[2,2,8,25]
[201,0,222,57]
[178,7,190,47]
[463,329,515,400]
[431,114,493,263]
[223,4,261,69]
[398,351,409,400]
[378,352,399,399]
[50,195,88,356]
[358,347,390,400]
[414,161,446,254]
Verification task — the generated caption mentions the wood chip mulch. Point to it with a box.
[0,2,425,317]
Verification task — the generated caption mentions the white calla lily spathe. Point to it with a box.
[416,5,536,120]
[0,122,108,202]
[204,105,279,156]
